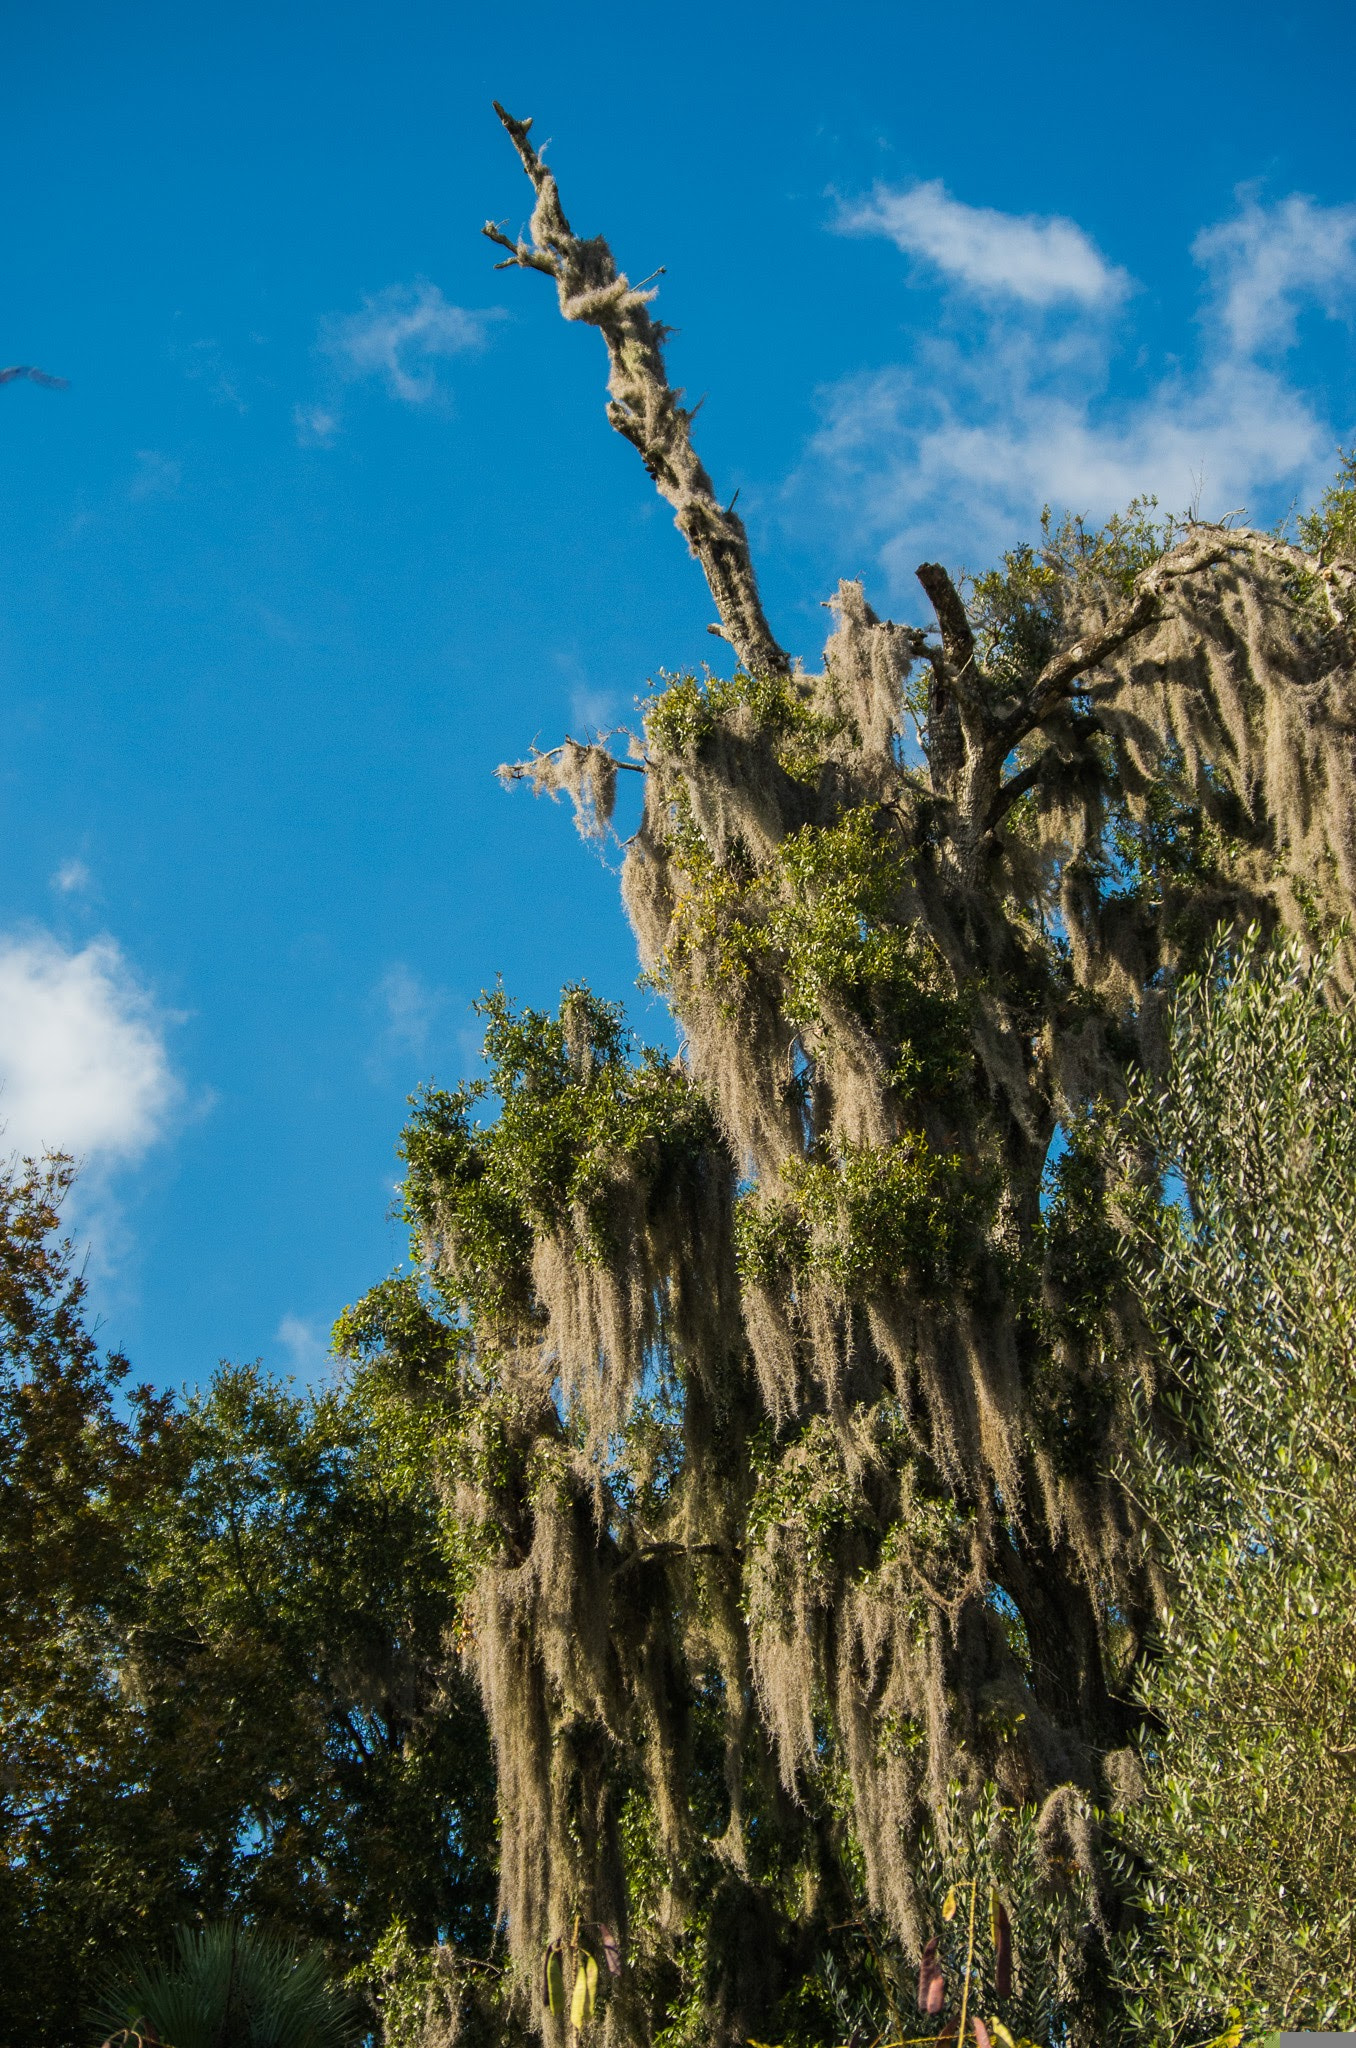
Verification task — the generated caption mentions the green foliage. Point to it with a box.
[661,798,970,1099]
[967,500,1176,700]
[1102,748,1241,907]
[645,667,848,780]
[746,1413,867,1591]
[0,1157,497,2044]
[0,1154,175,2044]
[128,1363,499,1964]
[737,1136,982,1299]
[774,1784,1100,2048]
[1297,445,1356,565]
[356,1919,516,2048]
[335,1270,532,1598]
[1112,935,1356,2034]
[92,1922,360,2048]
[401,985,717,1329]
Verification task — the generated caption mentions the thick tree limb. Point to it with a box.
[982,529,1297,831]
[1232,528,1356,632]
[998,528,1236,748]
[984,754,1045,832]
[914,561,973,788]
[915,561,975,684]
[485,104,790,679]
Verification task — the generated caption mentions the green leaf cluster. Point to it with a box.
[401,985,717,1330]
[663,799,970,1097]
[967,500,1176,701]
[737,1135,982,1299]
[645,667,849,781]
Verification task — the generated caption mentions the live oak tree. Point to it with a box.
[0,1154,498,2048]
[343,108,1356,2047]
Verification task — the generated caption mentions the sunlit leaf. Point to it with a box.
[545,1944,565,2016]
[571,1959,590,2030]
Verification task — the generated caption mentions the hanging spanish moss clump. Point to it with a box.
[342,105,1356,2048]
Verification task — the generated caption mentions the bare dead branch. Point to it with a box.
[485,103,790,679]
[915,561,975,681]
[914,562,975,787]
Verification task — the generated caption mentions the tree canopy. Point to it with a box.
[0,1155,497,2047]
[7,102,1356,2048]
[327,107,1356,2048]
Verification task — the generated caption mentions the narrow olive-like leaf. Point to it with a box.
[571,1959,590,2030]
[545,1944,566,2016]
[990,1893,1012,1999]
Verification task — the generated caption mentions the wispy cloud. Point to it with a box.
[50,858,93,897]
[365,962,447,1081]
[320,281,502,404]
[550,648,624,737]
[791,187,1356,590]
[293,402,340,448]
[838,180,1130,307]
[178,335,249,413]
[1193,189,1356,354]
[275,1312,331,1381]
[0,933,179,1164]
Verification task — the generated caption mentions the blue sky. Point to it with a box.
[3,0,1355,1389]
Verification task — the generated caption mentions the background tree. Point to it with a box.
[0,1157,499,2046]
[0,1151,173,2042]
[338,109,1356,2047]
[1110,935,1356,2035]
[127,1359,499,1968]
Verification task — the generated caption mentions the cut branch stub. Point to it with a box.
[486,103,790,681]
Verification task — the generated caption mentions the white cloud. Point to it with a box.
[293,402,340,447]
[838,179,1129,307]
[366,963,447,1081]
[320,281,502,404]
[791,187,1353,591]
[51,858,93,896]
[179,335,248,413]
[1193,190,1356,355]
[375,963,437,1052]
[806,351,1331,587]
[0,933,178,1164]
[550,648,622,737]
[275,1312,330,1380]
